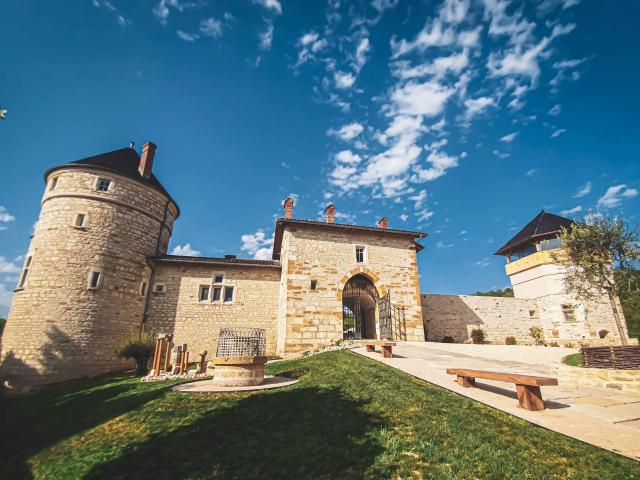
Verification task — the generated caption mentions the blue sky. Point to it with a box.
[1,0,639,316]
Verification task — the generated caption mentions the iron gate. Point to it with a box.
[378,291,406,340]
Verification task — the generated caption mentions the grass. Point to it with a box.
[563,352,584,367]
[2,350,639,479]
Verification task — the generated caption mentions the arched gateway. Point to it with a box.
[342,274,380,340]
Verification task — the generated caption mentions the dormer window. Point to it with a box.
[96,178,112,193]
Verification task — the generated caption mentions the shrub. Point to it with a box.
[441,336,455,343]
[505,336,517,345]
[529,326,546,346]
[470,328,485,344]
[564,342,576,348]
[117,332,156,376]
[563,352,583,367]
[549,342,560,347]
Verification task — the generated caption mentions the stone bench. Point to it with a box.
[446,368,558,411]
[363,341,396,358]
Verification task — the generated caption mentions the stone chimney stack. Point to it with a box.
[283,197,294,219]
[378,216,388,229]
[139,142,157,178]
[325,204,335,224]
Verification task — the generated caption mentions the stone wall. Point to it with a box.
[1,168,177,391]
[423,293,628,345]
[145,262,281,357]
[278,225,424,355]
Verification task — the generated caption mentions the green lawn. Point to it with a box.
[2,350,638,479]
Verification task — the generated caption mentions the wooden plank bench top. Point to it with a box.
[361,340,396,358]
[446,368,558,411]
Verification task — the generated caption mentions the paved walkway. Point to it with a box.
[354,341,640,461]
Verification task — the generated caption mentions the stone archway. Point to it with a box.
[342,274,380,340]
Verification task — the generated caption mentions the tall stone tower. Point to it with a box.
[1,143,179,392]
[495,210,628,342]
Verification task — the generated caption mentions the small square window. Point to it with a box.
[355,246,365,263]
[74,213,87,228]
[153,284,165,294]
[88,270,102,290]
[49,177,58,191]
[139,280,148,297]
[96,178,111,192]
[223,286,234,303]
[529,309,538,319]
[562,305,576,322]
[212,286,222,302]
[199,285,210,302]
[213,274,224,284]
[310,279,317,290]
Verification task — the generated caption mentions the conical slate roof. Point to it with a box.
[44,147,180,217]
[494,210,574,256]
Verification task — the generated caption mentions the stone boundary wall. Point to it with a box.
[557,365,640,393]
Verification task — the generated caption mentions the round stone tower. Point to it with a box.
[1,142,179,392]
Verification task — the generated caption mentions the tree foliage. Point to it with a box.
[474,287,514,297]
[555,215,640,343]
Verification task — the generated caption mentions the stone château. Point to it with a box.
[0,143,629,391]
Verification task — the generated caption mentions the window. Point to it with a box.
[73,213,87,228]
[562,304,576,322]
[153,283,165,294]
[355,246,366,263]
[199,285,210,302]
[17,255,33,289]
[223,286,234,303]
[213,274,224,284]
[529,309,538,319]
[96,177,112,192]
[139,280,148,297]
[310,279,317,290]
[88,269,102,290]
[49,177,59,191]
[212,286,222,302]
[540,237,562,251]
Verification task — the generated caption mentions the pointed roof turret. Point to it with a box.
[494,210,574,256]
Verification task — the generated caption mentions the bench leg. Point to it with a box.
[382,346,393,358]
[456,375,475,387]
[365,345,375,353]
[516,384,545,411]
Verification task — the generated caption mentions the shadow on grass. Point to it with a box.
[1,374,169,479]
[85,386,384,480]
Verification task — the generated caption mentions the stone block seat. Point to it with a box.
[211,356,267,387]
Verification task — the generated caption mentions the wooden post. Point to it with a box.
[163,337,172,372]
[456,375,475,387]
[516,384,545,411]
[152,337,163,374]
[366,344,375,353]
[382,345,393,358]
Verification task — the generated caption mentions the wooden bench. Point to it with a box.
[363,341,396,358]
[446,368,558,411]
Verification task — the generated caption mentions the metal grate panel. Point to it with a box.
[216,328,266,357]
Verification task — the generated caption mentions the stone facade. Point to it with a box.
[276,224,424,355]
[1,165,178,390]
[144,260,280,356]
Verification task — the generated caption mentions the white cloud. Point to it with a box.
[550,128,566,138]
[171,243,202,256]
[177,30,199,42]
[440,0,471,24]
[475,257,490,267]
[392,49,469,80]
[492,150,510,159]
[399,214,409,222]
[436,240,453,250]
[412,150,459,182]
[335,150,362,165]
[258,23,274,50]
[409,189,428,209]
[240,229,274,260]
[334,71,356,89]
[573,181,592,198]
[152,0,196,25]
[93,0,131,27]
[597,185,639,209]
[328,122,364,141]
[253,0,282,15]
[560,205,582,216]
[548,104,562,116]
[0,256,21,273]
[526,168,538,177]
[459,230,468,235]
[463,96,495,120]
[0,206,15,230]
[500,132,517,142]
[390,81,454,117]
[0,283,14,311]
[200,18,223,38]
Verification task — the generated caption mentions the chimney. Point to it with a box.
[139,141,157,178]
[378,216,388,229]
[325,204,335,224]
[283,197,294,219]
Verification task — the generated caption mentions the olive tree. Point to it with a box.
[555,215,639,345]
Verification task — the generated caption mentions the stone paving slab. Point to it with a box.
[354,342,640,461]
